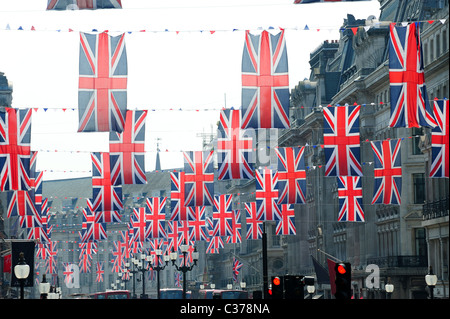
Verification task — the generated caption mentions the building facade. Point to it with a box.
[217,0,449,299]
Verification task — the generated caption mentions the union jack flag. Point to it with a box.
[169,171,192,221]
[167,221,183,253]
[146,197,167,239]
[96,262,104,282]
[7,190,38,218]
[430,99,449,178]
[323,104,362,176]
[109,110,147,185]
[111,241,124,272]
[148,239,166,267]
[81,207,107,241]
[226,209,242,244]
[337,176,365,222]
[232,258,243,282]
[78,32,127,133]
[19,211,42,229]
[255,168,279,221]
[79,254,92,273]
[183,151,215,207]
[27,227,50,243]
[131,207,150,242]
[47,0,122,10]
[63,263,74,284]
[206,234,224,254]
[174,272,182,287]
[212,194,234,237]
[217,109,254,180]
[0,108,32,191]
[275,147,307,204]
[371,139,402,205]
[245,202,263,240]
[388,23,437,128]
[241,30,290,129]
[90,152,123,212]
[188,207,209,241]
[178,221,191,246]
[274,204,296,235]
[86,198,121,223]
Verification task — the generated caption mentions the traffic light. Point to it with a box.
[271,276,283,299]
[284,275,305,299]
[334,262,351,299]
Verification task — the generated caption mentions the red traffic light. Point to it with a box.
[337,264,347,274]
[273,277,281,286]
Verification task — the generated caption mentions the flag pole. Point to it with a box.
[317,249,343,263]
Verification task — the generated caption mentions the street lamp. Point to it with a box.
[132,253,151,299]
[170,242,199,299]
[39,274,50,299]
[148,249,170,299]
[126,260,138,299]
[14,252,30,299]
[425,266,438,299]
[385,278,394,299]
[307,284,315,299]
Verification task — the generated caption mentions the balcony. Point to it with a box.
[367,256,427,268]
[423,198,449,220]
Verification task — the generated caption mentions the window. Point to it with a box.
[412,127,423,155]
[413,173,425,204]
[415,228,427,257]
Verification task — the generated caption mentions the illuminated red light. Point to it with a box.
[273,277,281,286]
[337,264,347,274]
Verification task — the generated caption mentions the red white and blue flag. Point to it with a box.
[212,194,234,237]
[81,207,107,242]
[217,109,254,180]
[430,99,449,178]
[167,221,182,253]
[245,202,263,240]
[78,32,127,133]
[275,204,296,235]
[371,139,402,205]
[388,23,437,128]
[183,151,215,207]
[145,197,167,239]
[275,147,307,204]
[0,108,32,191]
[109,110,147,185]
[255,168,279,221]
[96,262,104,282]
[7,190,39,218]
[188,207,209,241]
[90,152,123,212]
[232,258,243,282]
[323,104,362,176]
[226,209,242,244]
[241,30,290,129]
[47,0,122,10]
[169,171,192,221]
[337,176,365,222]
[131,207,150,242]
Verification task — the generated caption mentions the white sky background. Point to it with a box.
[0,0,381,180]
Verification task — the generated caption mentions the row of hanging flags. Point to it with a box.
[44,0,369,11]
[2,4,448,276]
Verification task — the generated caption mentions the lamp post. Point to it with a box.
[170,242,199,299]
[425,266,438,299]
[126,260,138,299]
[39,274,50,299]
[385,277,394,299]
[148,249,170,299]
[14,252,30,299]
[132,253,150,299]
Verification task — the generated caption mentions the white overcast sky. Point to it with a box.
[0,0,381,180]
